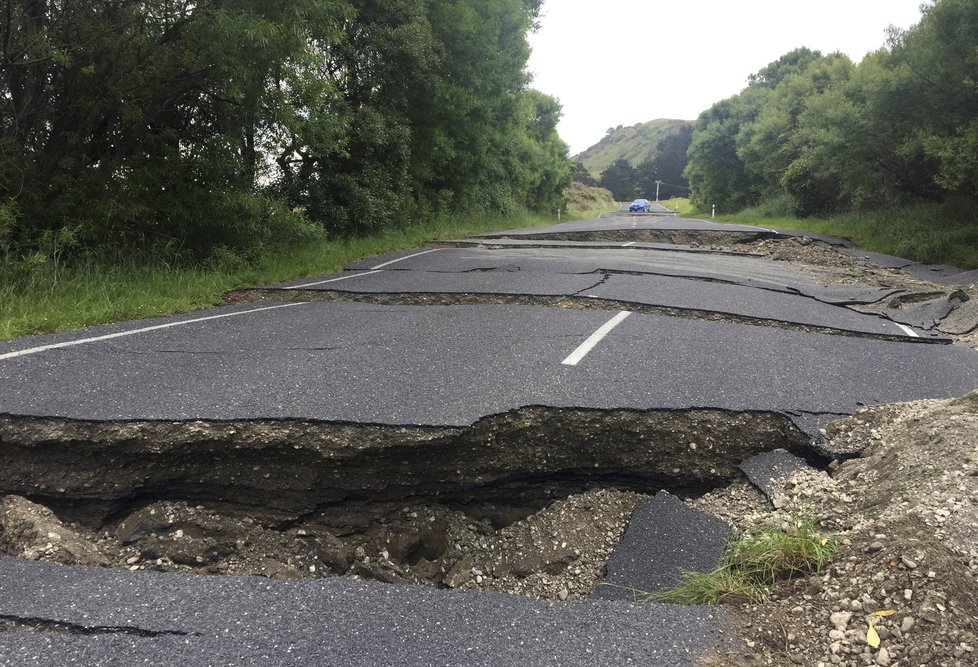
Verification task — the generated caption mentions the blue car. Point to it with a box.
[628,198,652,212]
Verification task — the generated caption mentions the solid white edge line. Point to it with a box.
[895,323,921,338]
[286,270,382,289]
[371,248,441,270]
[562,311,632,367]
[622,242,637,247]
[0,303,308,362]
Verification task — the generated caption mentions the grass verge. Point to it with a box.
[637,518,838,606]
[0,211,557,340]
[703,199,978,269]
[657,197,696,216]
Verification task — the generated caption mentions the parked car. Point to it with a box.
[628,198,652,212]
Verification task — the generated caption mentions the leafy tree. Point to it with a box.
[636,125,692,199]
[888,0,978,198]
[573,162,599,187]
[599,159,639,201]
[0,0,566,260]
[685,89,766,211]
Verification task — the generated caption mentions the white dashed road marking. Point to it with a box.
[895,323,921,338]
[287,271,382,289]
[371,248,441,269]
[561,311,632,367]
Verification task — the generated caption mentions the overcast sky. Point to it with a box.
[527,0,927,155]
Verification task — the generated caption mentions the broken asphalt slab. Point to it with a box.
[0,557,733,667]
[903,263,978,285]
[1,302,974,428]
[322,246,925,338]
[340,246,824,293]
[738,450,812,500]
[593,491,731,601]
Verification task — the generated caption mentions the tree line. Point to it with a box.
[685,0,978,217]
[0,0,572,261]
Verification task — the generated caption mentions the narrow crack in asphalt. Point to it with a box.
[0,615,194,638]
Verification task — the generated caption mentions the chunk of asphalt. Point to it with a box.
[886,296,956,330]
[738,449,811,500]
[937,298,978,335]
[592,491,730,601]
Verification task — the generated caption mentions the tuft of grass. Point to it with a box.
[0,211,557,340]
[637,518,838,606]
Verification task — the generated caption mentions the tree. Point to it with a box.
[599,159,638,201]
[636,125,692,199]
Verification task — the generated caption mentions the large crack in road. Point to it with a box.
[0,407,809,596]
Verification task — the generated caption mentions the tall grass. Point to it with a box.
[0,211,557,340]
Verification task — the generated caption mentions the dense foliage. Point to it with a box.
[685,0,978,218]
[0,0,571,261]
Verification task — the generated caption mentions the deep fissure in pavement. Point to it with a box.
[0,409,812,590]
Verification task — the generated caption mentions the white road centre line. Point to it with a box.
[561,311,632,367]
[371,248,441,270]
[286,270,382,290]
[0,303,308,362]
[895,323,921,338]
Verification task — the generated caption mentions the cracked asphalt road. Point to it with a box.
[1,213,977,666]
[0,301,972,430]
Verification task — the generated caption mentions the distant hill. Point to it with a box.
[575,119,693,178]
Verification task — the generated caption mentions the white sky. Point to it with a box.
[527,0,927,155]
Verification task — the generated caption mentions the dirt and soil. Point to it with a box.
[1,235,978,666]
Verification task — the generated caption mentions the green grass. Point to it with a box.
[658,197,695,216]
[0,211,557,340]
[564,182,618,219]
[635,518,838,606]
[706,199,978,269]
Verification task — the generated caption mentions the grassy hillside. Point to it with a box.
[564,182,617,218]
[575,119,692,177]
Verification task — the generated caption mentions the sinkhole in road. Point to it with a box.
[0,408,814,599]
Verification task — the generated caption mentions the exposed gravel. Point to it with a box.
[693,391,978,667]
[0,488,647,603]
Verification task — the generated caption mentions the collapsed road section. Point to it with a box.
[2,215,978,665]
[0,407,807,595]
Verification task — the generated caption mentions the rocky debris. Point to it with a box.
[692,391,978,667]
[0,496,108,566]
[439,489,646,600]
[737,449,810,501]
[0,489,646,602]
